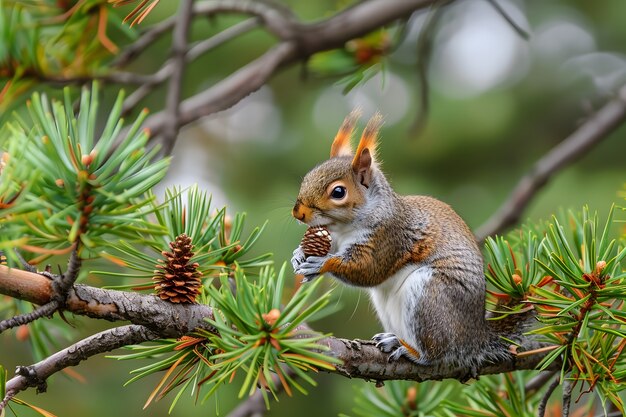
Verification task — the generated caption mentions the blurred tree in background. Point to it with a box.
[1,0,626,416]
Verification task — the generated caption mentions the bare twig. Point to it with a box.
[10,70,157,86]
[0,300,59,333]
[52,247,81,299]
[160,0,195,155]
[1,324,159,411]
[147,40,298,143]
[410,3,447,135]
[537,374,560,417]
[121,18,260,115]
[562,378,573,417]
[525,370,557,395]
[113,0,295,68]
[112,14,178,67]
[475,84,626,242]
[485,0,530,40]
[13,249,36,273]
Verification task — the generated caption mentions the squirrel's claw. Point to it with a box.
[291,246,307,271]
[373,333,426,364]
[294,255,327,282]
[373,333,401,352]
[292,248,325,283]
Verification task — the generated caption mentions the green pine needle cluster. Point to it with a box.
[0,82,169,362]
[0,82,168,263]
[443,372,547,417]
[0,1,134,111]
[342,373,550,417]
[340,379,455,417]
[487,206,626,412]
[110,265,338,412]
[95,185,272,292]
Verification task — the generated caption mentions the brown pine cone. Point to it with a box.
[301,226,332,257]
[153,234,202,303]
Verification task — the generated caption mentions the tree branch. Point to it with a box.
[1,324,159,410]
[562,378,573,417]
[485,0,531,40]
[409,3,447,135]
[475,84,626,242]
[0,265,550,386]
[0,248,85,333]
[120,18,260,116]
[160,0,195,155]
[0,265,215,337]
[112,0,295,68]
[112,14,178,68]
[147,40,298,144]
[140,0,442,141]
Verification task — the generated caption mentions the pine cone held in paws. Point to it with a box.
[301,226,332,257]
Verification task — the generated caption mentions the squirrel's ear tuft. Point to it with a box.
[330,108,361,158]
[352,112,383,173]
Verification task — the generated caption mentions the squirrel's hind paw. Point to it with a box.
[373,333,427,364]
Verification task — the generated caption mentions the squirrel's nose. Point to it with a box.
[292,201,308,222]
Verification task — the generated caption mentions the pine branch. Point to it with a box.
[0,265,552,388]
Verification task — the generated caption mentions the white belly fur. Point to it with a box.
[368,265,433,345]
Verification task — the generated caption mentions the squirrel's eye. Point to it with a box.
[330,186,347,200]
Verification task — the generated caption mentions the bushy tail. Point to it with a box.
[485,305,544,361]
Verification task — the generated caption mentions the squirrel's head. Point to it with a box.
[293,110,383,227]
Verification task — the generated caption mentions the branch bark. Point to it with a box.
[3,324,159,406]
[160,0,195,155]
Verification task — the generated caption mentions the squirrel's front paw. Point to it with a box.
[373,333,427,364]
[291,246,307,271]
[294,255,327,283]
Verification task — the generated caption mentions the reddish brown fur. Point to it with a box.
[351,112,382,168]
[330,110,360,158]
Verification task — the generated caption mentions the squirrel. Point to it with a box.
[291,110,513,372]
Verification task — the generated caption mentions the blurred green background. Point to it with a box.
[2,0,626,415]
